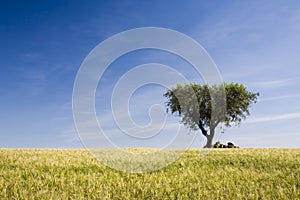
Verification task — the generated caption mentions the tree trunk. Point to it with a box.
[204,126,215,148]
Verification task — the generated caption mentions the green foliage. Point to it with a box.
[164,83,259,147]
[164,82,258,130]
[0,149,299,199]
[224,83,259,126]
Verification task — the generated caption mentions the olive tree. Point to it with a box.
[164,83,259,148]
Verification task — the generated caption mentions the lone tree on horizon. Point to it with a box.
[164,83,259,148]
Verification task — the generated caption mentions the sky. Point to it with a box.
[0,0,300,148]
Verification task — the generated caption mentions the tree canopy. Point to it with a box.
[164,83,259,148]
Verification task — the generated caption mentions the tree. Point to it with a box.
[164,83,259,148]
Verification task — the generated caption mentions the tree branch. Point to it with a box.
[198,121,208,136]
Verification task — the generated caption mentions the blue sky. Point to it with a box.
[1,0,300,148]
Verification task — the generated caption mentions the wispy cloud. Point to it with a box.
[53,116,71,121]
[19,52,41,62]
[191,1,300,86]
[246,112,300,123]
[60,125,81,144]
[259,94,300,102]
[248,79,292,89]
[16,81,45,96]
[16,67,47,81]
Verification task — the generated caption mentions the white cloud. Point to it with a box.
[259,94,300,102]
[246,112,300,123]
[248,79,292,89]
[19,52,41,61]
[53,116,71,121]
[190,1,300,85]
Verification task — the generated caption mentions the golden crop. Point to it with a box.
[0,149,299,199]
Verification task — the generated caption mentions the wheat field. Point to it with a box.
[0,148,299,199]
